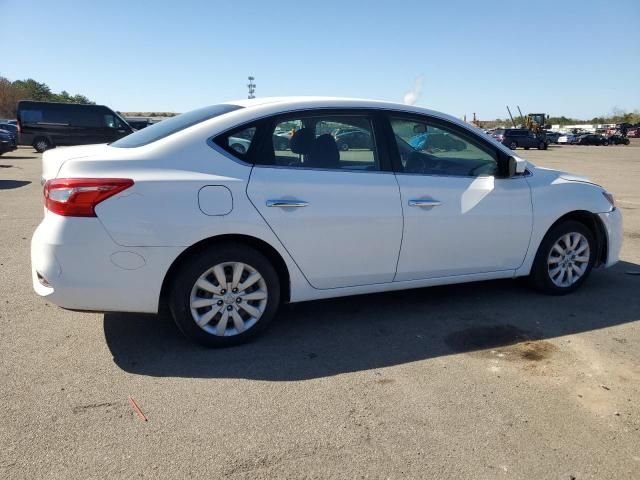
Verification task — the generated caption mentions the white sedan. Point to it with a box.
[31,97,623,347]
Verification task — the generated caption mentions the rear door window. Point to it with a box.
[267,114,379,171]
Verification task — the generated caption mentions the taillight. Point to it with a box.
[16,121,21,134]
[44,178,134,217]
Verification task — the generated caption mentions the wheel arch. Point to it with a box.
[159,234,292,310]
[543,210,608,267]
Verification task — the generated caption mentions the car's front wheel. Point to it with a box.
[509,141,517,150]
[529,220,596,295]
[169,245,280,347]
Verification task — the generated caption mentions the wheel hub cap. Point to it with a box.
[547,232,590,288]
[189,261,268,336]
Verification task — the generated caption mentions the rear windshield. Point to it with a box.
[111,104,243,148]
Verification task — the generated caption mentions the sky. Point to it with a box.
[1,0,639,119]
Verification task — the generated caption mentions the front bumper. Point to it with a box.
[598,208,623,267]
[31,213,183,313]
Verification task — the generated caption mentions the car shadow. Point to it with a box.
[105,261,640,381]
[0,180,31,190]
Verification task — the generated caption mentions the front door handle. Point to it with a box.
[408,199,442,207]
[266,200,309,208]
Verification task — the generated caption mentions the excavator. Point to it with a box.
[506,106,551,145]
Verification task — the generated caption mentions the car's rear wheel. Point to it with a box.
[169,245,280,347]
[529,220,596,295]
[33,137,51,153]
[509,141,517,150]
[339,143,349,151]
[538,141,546,150]
[602,141,609,146]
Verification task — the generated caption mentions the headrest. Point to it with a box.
[309,134,340,169]
[289,128,315,154]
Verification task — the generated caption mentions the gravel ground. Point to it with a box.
[1,143,639,479]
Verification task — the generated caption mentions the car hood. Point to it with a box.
[533,166,599,186]
[41,144,112,181]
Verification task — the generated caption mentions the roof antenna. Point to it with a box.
[247,76,256,99]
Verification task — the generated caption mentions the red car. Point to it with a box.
[626,127,640,138]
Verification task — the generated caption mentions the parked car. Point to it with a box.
[17,101,134,153]
[0,129,17,155]
[626,126,640,138]
[272,133,290,151]
[228,135,252,154]
[334,129,372,150]
[125,118,153,130]
[491,128,548,150]
[31,97,622,347]
[331,127,365,137]
[557,133,579,144]
[0,122,20,144]
[544,131,561,144]
[577,134,609,146]
[607,135,630,146]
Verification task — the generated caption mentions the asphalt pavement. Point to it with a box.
[1,144,639,479]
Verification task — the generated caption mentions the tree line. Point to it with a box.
[0,77,94,118]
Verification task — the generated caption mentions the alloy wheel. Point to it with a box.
[547,232,590,288]
[189,262,268,336]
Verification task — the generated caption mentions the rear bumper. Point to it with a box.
[598,208,623,267]
[31,213,183,313]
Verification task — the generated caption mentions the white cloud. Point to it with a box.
[403,76,424,105]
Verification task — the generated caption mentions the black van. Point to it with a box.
[16,101,134,152]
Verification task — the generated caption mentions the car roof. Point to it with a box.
[224,96,465,125]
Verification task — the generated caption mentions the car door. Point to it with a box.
[242,111,403,289]
[387,115,533,281]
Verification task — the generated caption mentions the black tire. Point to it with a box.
[33,137,52,153]
[524,147,530,150]
[529,220,596,295]
[509,141,517,150]
[538,141,545,150]
[169,244,281,347]
[602,141,609,146]
[339,142,349,151]
[624,139,630,145]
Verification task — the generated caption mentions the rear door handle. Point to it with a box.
[408,199,442,207]
[266,200,309,208]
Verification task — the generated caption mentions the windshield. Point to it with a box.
[111,104,243,148]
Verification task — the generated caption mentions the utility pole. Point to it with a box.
[247,76,256,99]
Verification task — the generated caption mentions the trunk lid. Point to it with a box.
[41,144,112,182]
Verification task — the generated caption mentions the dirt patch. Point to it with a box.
[512,340,556,361]
[445,324,536,352]
[445,325,556,363]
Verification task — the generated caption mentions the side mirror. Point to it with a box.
[508,156,527,177]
